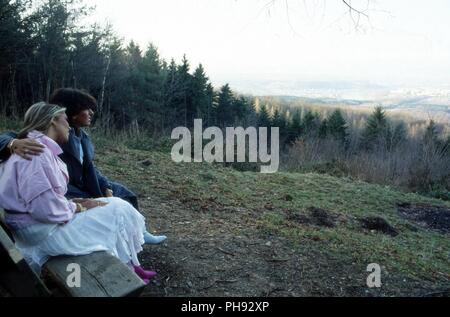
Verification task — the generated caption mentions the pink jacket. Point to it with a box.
[0,131,76,230]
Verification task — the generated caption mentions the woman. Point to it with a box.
[0,88,166,245]
[0,102,157,283]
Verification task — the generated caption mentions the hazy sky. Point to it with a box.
[88,0,450,88]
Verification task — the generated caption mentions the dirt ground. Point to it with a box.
[397,203,450,234]
[137,195,449,297]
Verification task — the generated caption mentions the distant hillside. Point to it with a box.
[254,92,450,124]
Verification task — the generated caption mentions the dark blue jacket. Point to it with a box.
[0,129,110,198]
[60,129,111,198]
[0,132,17,162]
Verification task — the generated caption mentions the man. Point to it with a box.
[0,88,166,244]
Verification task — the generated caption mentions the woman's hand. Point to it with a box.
[79,199,109,210]
[105,189,114,197]
[72,198,90,204]
[9,138,45,160]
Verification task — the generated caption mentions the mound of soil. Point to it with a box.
[359,217,399,237]
[397,203,450,234]
[287,207,336,228]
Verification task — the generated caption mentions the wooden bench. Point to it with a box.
[0,209,146,297]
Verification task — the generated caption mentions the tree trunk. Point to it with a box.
[98,55,111,116]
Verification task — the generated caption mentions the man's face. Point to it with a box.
[72,108,94,128]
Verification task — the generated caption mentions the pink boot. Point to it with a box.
[133,265,157,280]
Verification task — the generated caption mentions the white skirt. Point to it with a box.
[14,197,146,272]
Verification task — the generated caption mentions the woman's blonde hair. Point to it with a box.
[18,102,66,139]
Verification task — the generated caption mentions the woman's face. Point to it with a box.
[53,113,71,143]
[72,108,94,128]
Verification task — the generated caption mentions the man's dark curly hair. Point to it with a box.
[49,88,97,125]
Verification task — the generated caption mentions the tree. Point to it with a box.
[270,107,288,145]
[362,106,390,149]
[177,54,194,127]
[327,109,348,143]
[204,82,216,126]
[216,84,234,127]
[69,25,113,97]
[267,0,373,32]
[271,108,286,128]
[191,64,209,121]
[287,110,302,144]
[233,95,253,125]
[422,120,449,157]
[162,58,182,128]
[257,104,271,128]
[140,44,164,131]
[318,119,328,139]
[390,121,407,149]
[0,0,34,115]
[101,35,128,126]
[302,110,320,136]
[32,0,88,100]
[0,0,259,134]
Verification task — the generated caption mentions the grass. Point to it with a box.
[91,132,450,285]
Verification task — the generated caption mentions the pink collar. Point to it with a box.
[27,130,63,156]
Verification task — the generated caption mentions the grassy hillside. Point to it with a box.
[90,133,450,297]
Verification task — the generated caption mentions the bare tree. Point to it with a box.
[260,0,374,33]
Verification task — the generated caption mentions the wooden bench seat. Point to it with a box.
[43,251,146,297]
[0,209,146,297]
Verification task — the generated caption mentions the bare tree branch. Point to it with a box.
[260,0,375,33]
[341,0,369,18]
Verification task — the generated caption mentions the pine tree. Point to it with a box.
[303,110,320,136]
[33,0,87,100]
[422,120,449,156]
[191,64,209,121]
[390,121,407,149]
[102,35,129,126]
[233,96,252,125]
[271,108,285,128]
[318,119,328,139]
[162,59,183,128]
[142,43,162,74]
[270,108,289,145]
[0,0,35,114]
[114,40,144,125]
[216,84,234,127]
[176,54,194,127]
[126,41,142,73]
[257,104,271,128]
[362,106,390,148]
[205,82,216,125]
[139,44,164,130]
[287,110,302,144]
[327,109,348,142]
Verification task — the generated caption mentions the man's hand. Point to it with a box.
[10,138,45,160]
[105,189,114,197]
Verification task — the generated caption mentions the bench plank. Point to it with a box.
[0,223,51,297]
[44,251,146,297]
